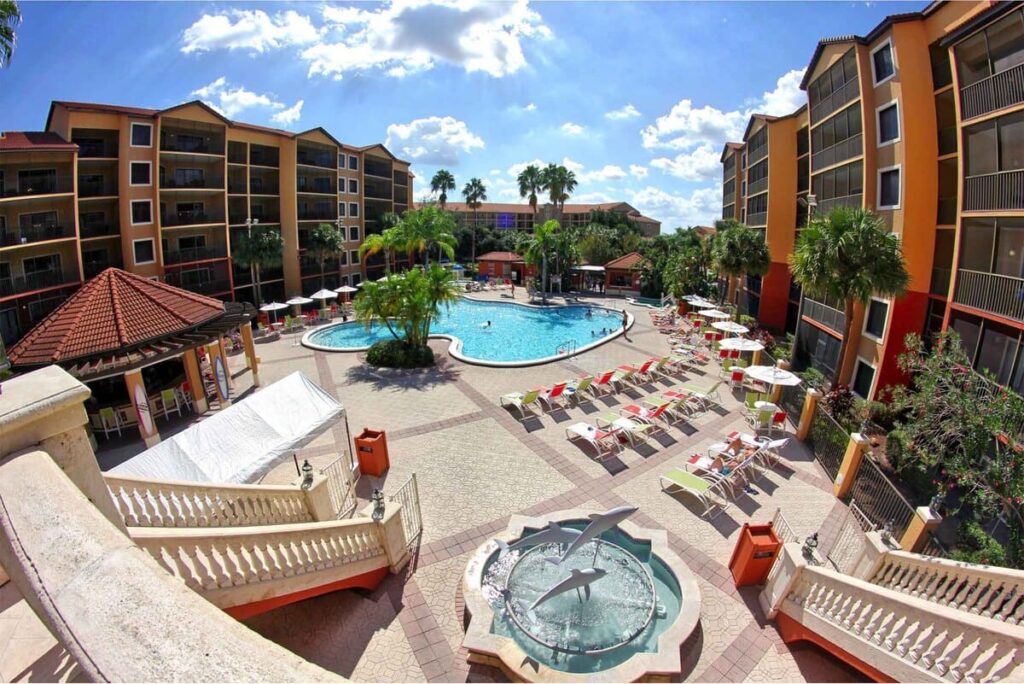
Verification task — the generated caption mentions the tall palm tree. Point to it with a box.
[0,1,21,69]
[461,178,487,263]
[517,164,544,216]
[789,207,910,385]
[557,168,578,213]
[395,206,457,267]
[430,169,456,210]
[308,222,346,289]
[359,228,401,274]
[233,227,284,305]
[520,219,560,305]
[710,219,771,317]
[539,164,577,225]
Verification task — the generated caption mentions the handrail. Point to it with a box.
[104,473,314,528]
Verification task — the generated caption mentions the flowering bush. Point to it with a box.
[751,328,776,354]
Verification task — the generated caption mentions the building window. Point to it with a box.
[349,225,359,241]
[338,202,346,217]
[133,239,155,265]
[130,200,152,225]
[350,250,359,265]
[852,359,876,398]
[965,110,1024,177]
[876,101,900,146]
[863,299,889,339]
[955,8,1024,88]
[878,166,901,209]
[349,202,359,218]
[351,273,361,286]
[871,40,896,85]
[930,40,953,90]
[338,177,345,193]
[130,123,152,147]
[338,153,345,168]
[348,178,358,194]
[129,161,150,186]
[348,155,359,171]
[339,251,347,266]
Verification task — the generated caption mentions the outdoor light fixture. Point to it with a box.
[881,519,895,546]
[301,459,314,490]
[372,489,385,521]
[802,532,819,561]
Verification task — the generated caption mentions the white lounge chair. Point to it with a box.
[565,422,620,459]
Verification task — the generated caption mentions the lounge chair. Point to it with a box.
[611,366,638,391]
[682,380,723,408]
[746,406,774,431]
[160,389,182,420]
[768,410,788,435]
[563,376,594,405]
[538,382,568,411]
[659,467,726,518]
[594,414,655,446]
[565,422,620,459]
[622,400,671,425]
[660,389,704,418]
[500,388,542,418]
[591,370,618,396]
[758,438,791,468]
[98,406,122,439]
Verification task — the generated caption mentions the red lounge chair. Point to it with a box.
[538,382,568,411]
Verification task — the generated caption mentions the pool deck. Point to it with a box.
[0,290,864,683]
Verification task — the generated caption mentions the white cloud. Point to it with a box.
[189,77,285,118]
[757,68,807,116]
[627,185,722,229]
[182,9,320,54]
[629,164,648,179]
[650,144,721,181]
[489,168,502,176]
[572,191,616,204]
[560,122,585,136]
[385,116,484,165]
[641,99,747,151]
[505,158,546,178]
[580,164,627,182]
[605,104,641,120]
[270,99,304,127]
[524,102,537,112]
[561,157,584,173]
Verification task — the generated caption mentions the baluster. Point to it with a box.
[882,613,910,651]
[907,622,938,664]
[218,540,245,586]
[852,600,876,635]
[1008,591,1024,625]
[894,617,923,658]
[948,631,985,682]
[936,574,964,607]
[951,577,978,611]
[920,627,952,671]
[861,604,888,641]
[935,630,969,677]
[187,543,218,591]
[265,540,286,579]
[136,485,158,526]
[919,567,946,602]
[961,638,1003,683]
[971,580,998,616]
[870,609,896,645]
[957,578,984,613]
[323,534,342,567]
[841,596,864,629]
[199,491,216,527]
[280,539,299,576]
[823,587,847,621]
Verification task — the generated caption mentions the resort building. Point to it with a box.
[418,200,662,238]
[0,100,413,347]
[720,0,1018,399]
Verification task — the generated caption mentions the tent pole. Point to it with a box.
[293,453,300,477]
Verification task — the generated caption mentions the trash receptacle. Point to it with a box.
[728,522,782,587]
[355,428,390,477]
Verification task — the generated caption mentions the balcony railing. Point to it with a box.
[963,169,1024,211]
[297,209,336,221]
[954,269,1024,322]
[296,179,336,194]
[83,256,122,279]
[811,133,862,172]
[0,268,79,297]
[816,194,862,215]
[78,178,118,198]
[74,141,118,158]
[810,79,860,125]
[364,186,392,201]
[723,191,736,206]
[747,211,767,227]
[160,176,224,190]
[0,224,75,246]
[161,210,225,227]
[722,204,734,220]
[746,177,768,197]
[746,145,767,167]
[163,245,228,265]
[364,160,392,179]
[960,62,1024,121]
[0,175,73,199]
[249,152,279,168]
[166,278,231,296]
[803,297,846,333]
[394,171,408,186]
[930,266,952,297]
[394,188,408,205]
[295,151,335,169]
[160,137,224,155]
[229,212,280,225]
[80,221,119,239]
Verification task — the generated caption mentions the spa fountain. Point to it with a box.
[462,507,701,682]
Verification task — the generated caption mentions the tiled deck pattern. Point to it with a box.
[0,291,864,682]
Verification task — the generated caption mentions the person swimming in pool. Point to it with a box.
[482,320,492,329]
[585,308,593,318]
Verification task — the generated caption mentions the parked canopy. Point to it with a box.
[110,372,344,484]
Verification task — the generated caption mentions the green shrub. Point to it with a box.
[366,340,435,368]
[799,367,827,391]
[951,520,1007,567]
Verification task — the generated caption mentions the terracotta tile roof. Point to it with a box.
[9,268,225,367]
[604,252,645,270]
[476,251,524,262]
[0,131,77,152]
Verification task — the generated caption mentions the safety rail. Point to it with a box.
[847,456,916,541]
[389,474,422,548]
[104,473,314,528]
[555,338,578,357]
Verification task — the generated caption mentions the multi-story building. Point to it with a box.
[0,99,412,346]
[419,201,662,238]
[720,0,1003,400]
[720,143,743,222]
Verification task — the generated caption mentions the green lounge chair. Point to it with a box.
[659,467,726,518]
[500,388,542,419]
[564,376,594,405]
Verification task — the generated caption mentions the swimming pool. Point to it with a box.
[302,297,632,367]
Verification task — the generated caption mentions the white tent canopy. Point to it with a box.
[110,372,344,484]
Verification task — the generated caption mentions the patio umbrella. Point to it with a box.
[719,337,764,352]
[309,288,338,301]
[334,284,358,304]
[744,365,803,387]
[698,309,730,320]
[712,321,750,335]
[259,301,287,324]
[286,295,314,317]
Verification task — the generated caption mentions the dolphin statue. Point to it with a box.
[529,567,607,610]
[549,505,639,564]
[495,522,582,558]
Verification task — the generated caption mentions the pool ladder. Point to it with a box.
[555,339,577,358]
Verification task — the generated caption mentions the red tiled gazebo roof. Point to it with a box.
[476,251,525,262]
[604,252,645,270]
[9,268,226,367]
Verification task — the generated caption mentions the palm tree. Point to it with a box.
[539,164,577,224]
[0,1,21,69]
[461,178,487,263]
[308,222,346,289]
[517,164,544,216]
[233,227,284,305]
[430,169,456,210]
[359,228,399,274]
[520,219,560,304]
[353,265,460,350]
[557,168,578,213]
[395,206,457,267]
[710,219,771,317]
[789,207,910,385]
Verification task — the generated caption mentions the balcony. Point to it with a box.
[164,245,228,265]
[161,210,225,228]
[960,62,1024,121]
[938,127,957,156]
[0,175,73,199]
[746,145,768,167]
[817,194,863,215]
[74,140,118,158]
[160,135,224,156]
[296,150,335,169]
[394,187,408,205]
[723,191,736,206]
[963,169,1024,212]
[80,220,119,239]
[78,178,118,198]
[83,254,122,279]
[722,204,734,220]
[166,278,231,296]
[746,212,767,227]
[365,185,392,201]
[803,296,846,333]
[811,133,862,172]
[810,79,860,125]
[954,269,1024,322]
[296,178,335,194]
[250,181,279,195]
[746,177,767,197]
[394,170,408,186]
[297,208,336,222]
[250,150,279,168]
[0,268,79,297]
[937,196,957,225]
[931,267,952,297]
[160,176,224,190]
[0,223,75,247]
[364,159,392,179]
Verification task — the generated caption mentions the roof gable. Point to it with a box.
[604,252,645,270]
[160,100,229,125]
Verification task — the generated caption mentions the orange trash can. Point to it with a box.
[355,428,390,477]
[728,522,782,587]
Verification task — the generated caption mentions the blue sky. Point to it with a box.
[2,0,921,231]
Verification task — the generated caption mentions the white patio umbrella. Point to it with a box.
[712,321,750,335]
[744,365,803,387]
[719,337,764,352]
[334,284,358,304]
[309,288,338,301]
[286,295,314,317]
[698,309,730,319]
[259,301,287,324]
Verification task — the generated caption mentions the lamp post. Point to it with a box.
[371,488,385,521]
[802,532,819,564]
[300,458,314,490]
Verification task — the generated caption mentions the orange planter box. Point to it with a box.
[355,428,390,477]
[728,523,782,587]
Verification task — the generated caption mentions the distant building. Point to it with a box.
[416,201,661,238]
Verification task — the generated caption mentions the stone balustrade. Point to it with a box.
[105,473,315,528]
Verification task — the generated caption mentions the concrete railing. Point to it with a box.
[105,473,315,528]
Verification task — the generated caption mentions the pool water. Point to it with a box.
[304,298,625,365]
